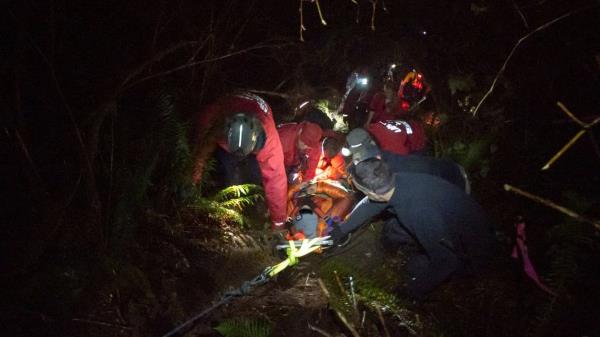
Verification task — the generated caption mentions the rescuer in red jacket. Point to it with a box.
[367,82,406,125]
[367,119,427,155]
[191,92,287,230]
[277,121,323,184]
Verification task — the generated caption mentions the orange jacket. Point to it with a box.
[286,181,355,239]
[315,152,346,181]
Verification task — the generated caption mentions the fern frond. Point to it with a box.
[214,317,272,337]
[220,194,263,211]
[215,184,262,201]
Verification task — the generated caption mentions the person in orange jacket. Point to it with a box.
[191,92,288,230]
[285,180,356,240]
[398,70,431,112]
[314,137,347,181]
[277,121,323,184]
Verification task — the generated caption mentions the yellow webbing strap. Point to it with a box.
[267,237,328,277]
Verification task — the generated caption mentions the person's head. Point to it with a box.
[297,122,323,151]
[321,137,342,159]
[292,205,319,239]
[350,158,395,202]
[225,113,266,156]
[342,128,381,165]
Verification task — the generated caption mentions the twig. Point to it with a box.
[556,101,585,127]
[318,277,331,297]
[318,278,361,337]
[315,0,328,26]
[375,305,391,337]
[472,5,599,116]
[244,89,291,99]
[504,184,600,231]
[124,42,293,90]
[541,102,600,170]
[299,0,307,42]
[119,41,198,90]
[308,322,334,337]
[370,0,377,31]
[510,0,529,29]
[541,129,586,170]
[333,270,348,297]
[361,310,366,328]
[72,318,131,331]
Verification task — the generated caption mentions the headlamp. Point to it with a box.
[341,147,352,157]
[357,77,369,87]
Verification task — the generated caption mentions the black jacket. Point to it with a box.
[381,151,469,193]
[341,172,494,298]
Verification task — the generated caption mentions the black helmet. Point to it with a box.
[225,113,265,156]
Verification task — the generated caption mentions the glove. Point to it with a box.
[328,224,349,246]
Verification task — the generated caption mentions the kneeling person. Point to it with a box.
[330,158,495,300]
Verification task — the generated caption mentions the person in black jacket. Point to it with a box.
[342,128,470,193]
[329,158,495,300]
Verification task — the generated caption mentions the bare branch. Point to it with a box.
[541,102,600,170]
[307,323,334,337]
[317,278,361,337]
[510,0,529,29]
[541,129,586,170]
[504,184,600,231]
[124,42,293,90]
[375,305,391,337]
[118,41,198,91]
[72,318,131,331]
[557,101,586,127]
[315,0,328,26]
[299,0,306,42]
[244,89,291,99]
[472,5,599,116]
[370,0,378,31]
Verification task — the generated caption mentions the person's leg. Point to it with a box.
[239,154,262,185]
[215,147,243,186]
[380,216,415,252]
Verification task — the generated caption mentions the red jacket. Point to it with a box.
[369,92,407,123]
[194,93,287,223]
[278,122,323,181]
[368,119,427,155]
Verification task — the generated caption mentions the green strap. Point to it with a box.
[267,238,326,277]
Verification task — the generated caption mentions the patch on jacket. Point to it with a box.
[379,120,413,134]
[235,93,269,114]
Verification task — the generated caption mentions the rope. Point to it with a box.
[161,237,329,337]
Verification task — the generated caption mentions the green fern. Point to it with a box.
[214,317,272,337]
[189,184,263,227]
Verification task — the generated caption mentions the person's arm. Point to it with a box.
[339,196,387,235]
[303,148,320,181]
[404,209,458,299]
[256,122,288,226]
